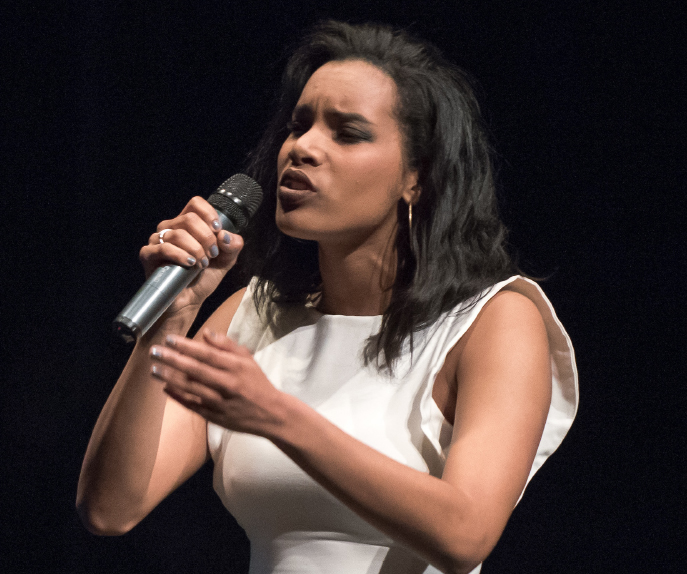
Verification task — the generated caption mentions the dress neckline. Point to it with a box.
[305,299,383,319]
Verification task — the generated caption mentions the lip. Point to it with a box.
[279,168,317,193]
[278,169,317,211]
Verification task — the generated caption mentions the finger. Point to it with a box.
[140,240,199,270]
[157,211,219,264]
[163,384,203,409]
[179,196,223,234]
[162,381,222,419]
[164,334,243,368]
[215,230,243,256]
[208,231,244,273]
[151,344,236,396]
[151,362,227,406]
[202,329,252,358]
[147,227,211,269]
[163,385,219,421]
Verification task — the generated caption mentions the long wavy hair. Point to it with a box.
[240,20,517,371]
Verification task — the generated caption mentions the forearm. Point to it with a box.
[143,290,547,572]
[270,396,487,574]
[76,308,199,534]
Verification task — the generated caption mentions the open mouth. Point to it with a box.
[280,169,315,192]
[278,170,316,211]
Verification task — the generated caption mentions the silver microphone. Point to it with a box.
[113,174,263,342]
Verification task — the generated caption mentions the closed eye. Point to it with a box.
[286,106,375,144]
[336,127,373,143]
[329,111,375,144]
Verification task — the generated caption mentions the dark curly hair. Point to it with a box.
[239,20,517,371]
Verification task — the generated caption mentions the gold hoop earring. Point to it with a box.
[408,202,413,230]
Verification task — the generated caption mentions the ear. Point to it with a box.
[401,178,421,206]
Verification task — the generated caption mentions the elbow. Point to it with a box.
[439,550,488,574]
[76,495,139,536]
[439,547,489,574]
[442,556,486,574]
[437,519,499,574]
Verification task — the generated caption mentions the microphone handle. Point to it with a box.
[113,210,236,342]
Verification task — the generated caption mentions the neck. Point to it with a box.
[316,235,397,316]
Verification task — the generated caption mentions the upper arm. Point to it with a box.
[145,288,248,503]
[441,290,551,552]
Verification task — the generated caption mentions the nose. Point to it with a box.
[288,126,324,167]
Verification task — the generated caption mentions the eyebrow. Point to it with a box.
[293,105,374,126]
[326,110,373,126]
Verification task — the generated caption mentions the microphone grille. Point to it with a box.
[208,174,263,232]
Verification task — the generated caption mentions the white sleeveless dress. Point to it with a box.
[208,276,578,574]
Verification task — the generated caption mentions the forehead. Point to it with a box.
[297,60,398,121]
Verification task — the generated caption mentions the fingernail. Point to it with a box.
[187,256,196,266]
[151,346,162,358]
[212,220,221,231]
[201,256,209,268]
[222,232,232,244]
[165,335,176,346]
[151,365,162,377]
[209,244,219,258]
[206,329,218,339]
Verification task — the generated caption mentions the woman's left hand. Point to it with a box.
[149,330,286,437]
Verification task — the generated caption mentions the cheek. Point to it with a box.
[351,152,406,199]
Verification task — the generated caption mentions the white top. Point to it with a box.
[208,276,578,574]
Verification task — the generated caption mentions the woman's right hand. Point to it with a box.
[78,194,244,535]
[139,196,244,316]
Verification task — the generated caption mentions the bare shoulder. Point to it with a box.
[194,286,248,340]
[434,289,549,428]
[442,289,548,375]
[458,289,548,366]
[453,288,550,413]
[477,288,545,328]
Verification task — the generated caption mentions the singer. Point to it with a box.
[77,21,578,574]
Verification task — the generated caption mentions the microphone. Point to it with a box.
[113,174,263,342]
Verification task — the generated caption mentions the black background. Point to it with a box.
[1,1,683,572]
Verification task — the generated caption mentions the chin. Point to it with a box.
[275,211,320,242]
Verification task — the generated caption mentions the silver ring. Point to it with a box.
[158,228,172,244]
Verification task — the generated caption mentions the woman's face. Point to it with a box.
[276,59,417,250]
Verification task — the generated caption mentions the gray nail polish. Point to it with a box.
[187,256,196,266]
[151,346,162,358]
[209,244,219,258]
[201,256,209,268]
[212,220,221,231]
[223,232,232,244]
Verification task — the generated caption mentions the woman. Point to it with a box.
[77,21,577,574]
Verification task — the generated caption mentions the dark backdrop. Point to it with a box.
[1,1,683,572]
